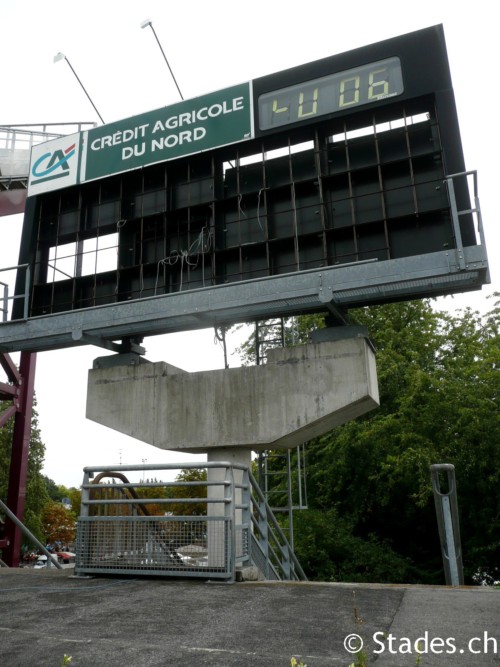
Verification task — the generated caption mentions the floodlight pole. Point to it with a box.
[54,52,105,124]
[141,20,184,100]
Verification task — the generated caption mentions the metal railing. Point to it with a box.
[76,462,306,581]
[0,264,30,321]
[0,123,96,183]
[240,464,306,581]
[444,170,488,273]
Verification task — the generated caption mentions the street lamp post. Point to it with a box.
[140,19,184,101]
[53,52,105,124]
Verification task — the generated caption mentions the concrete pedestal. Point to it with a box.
[87,337,379,452]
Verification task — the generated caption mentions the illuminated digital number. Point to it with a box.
[368,68,389,99]
[272,99,289,115]
[339,76,360,107]
[298,88,319,118]
[258,57,402,130]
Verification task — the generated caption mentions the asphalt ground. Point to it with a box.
[0,568,498,667]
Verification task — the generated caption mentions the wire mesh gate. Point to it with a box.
[77,516,230,577]
[76,463,233,579]
[75,461,306,581]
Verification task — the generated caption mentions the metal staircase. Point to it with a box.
[254,317,308,549]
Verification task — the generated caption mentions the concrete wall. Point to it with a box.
[86,337,379,452]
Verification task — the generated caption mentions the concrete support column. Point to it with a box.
[85,337,380,579]
[206,448,252,570]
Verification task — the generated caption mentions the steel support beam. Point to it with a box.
[1,352,37,567]
[0,246,489,355]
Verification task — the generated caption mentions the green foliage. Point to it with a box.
[42,478,81,521]
[134,469,207,516]
[42,475,65,502]
[248,297,500,584]
[41,501,76,544]
[165,468,207,516]
[66,487,82,520]
[292,509,411,583]
[235,315,325,365]
[134,478,173,516]
[0,398,49,544]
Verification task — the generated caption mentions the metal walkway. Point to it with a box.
[0,123,95,216]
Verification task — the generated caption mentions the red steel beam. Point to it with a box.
[0,403,18,430]
[0,380,19,398]
[0,352,21,384]
[1,351,37,567]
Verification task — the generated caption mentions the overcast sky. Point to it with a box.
[1,0,498,487]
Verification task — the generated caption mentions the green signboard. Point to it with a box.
[81,82,253,182]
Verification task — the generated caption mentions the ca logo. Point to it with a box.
[31,143,76,185]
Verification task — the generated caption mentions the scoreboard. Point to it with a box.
[1,24,489,352]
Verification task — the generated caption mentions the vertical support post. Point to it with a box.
[444,176,466,270]
[23,266,31,320]
[206,450,251,579]
[430,463,464,586]
[224,464,236,581]
[297,446,303,509]
[241,465,252,564]
[286,449,294,551]
[257,490,270,579]
[79,471,91,518]
[2,352,37,567]
[1,281,8,322]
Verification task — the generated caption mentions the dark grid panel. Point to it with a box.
[29,101,456,316]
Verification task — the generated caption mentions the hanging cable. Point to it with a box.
[154,227,212,294]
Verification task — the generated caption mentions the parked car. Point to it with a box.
[33,554,58,569]
[57,552,76,566]
[33,553,76,569]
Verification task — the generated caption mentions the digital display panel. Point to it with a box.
[258,57,404,130]
[3,25,488,354]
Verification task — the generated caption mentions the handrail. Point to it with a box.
[444,170,488,275]
[0,123,96,149]
[0,264,30,321]
[448,170,487,252]
[245,467,307,581]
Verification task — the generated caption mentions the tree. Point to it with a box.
[134,469,208,516]
[130,470,208,547]
[0,399,49,545]
[42,479,81,520]
[134,478,172,516]
[165,468,207,516]
[41,501,76,545]
[66,487,82,520]
[42,476,65,502]
[238,297,500,584]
